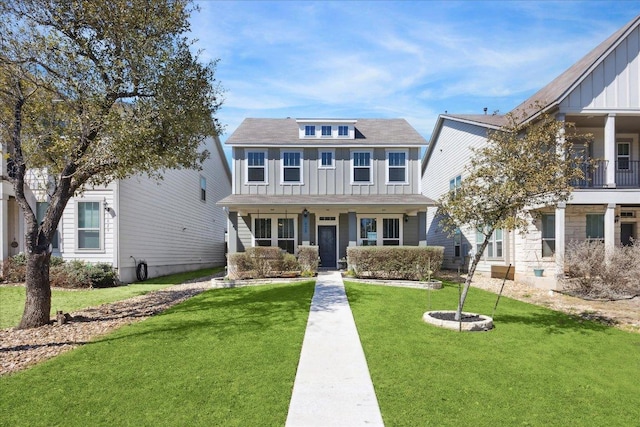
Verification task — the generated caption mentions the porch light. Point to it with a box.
[303,208,309,218]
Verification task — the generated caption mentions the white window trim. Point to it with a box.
[304,125,316,137]
[321,125,332,137]
[280,149,304,185]
[351,149,374,185]
[245,150,268,185]
[337,125,350,138]
[616,140,631,171]
[251,214,298,252]
[476,227,504,260]
[356,214,403,246]
[75,199,104,252]
[200,175,207,202]
[385,149,409,185]
[449,174,462,194]
[318,149,336,169]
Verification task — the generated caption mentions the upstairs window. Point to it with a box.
[352,151,372,184]
[247,151,267,183]
[338,125,349,136]
[282,151,302,183]
[321,125,332,136]
[319,150,334,169]
[617,141,630,170]
[387,151,407,183]
[200,176,206,201]
[304,125,315,136]
[449,175,462,193]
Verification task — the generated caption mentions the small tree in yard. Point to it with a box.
[438,107,591,321]
[0,0,223,328]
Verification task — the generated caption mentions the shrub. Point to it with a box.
[297,246,319,275]
[246,247,282,278]
[279,254,300,273]
[1,254,27,283]
[227,247,310,279]
[347,246,444,281]
[563,240,640,298]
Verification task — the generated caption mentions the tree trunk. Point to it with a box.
[455,234,492,321]
[18,251,52,329]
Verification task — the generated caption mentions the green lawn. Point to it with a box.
[345,281,640,426]
[0,280,315,426]
[0,267,223,329]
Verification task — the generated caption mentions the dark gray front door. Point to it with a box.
[318,226,337,268]
[621,223,635,246]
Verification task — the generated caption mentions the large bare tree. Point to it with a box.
[438,108,591,321]
[0,0,223,328]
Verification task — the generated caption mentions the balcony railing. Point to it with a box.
[571,159,640,189]
[615,160,640,188]
[571,160,608,188]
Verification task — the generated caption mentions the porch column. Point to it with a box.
[0,196,8,265]
[604,113,616,187]
[604,203,616,259]
[227,211,238,254]
[418,211,427,246]
[554,203,566,278]
[301,210,310,245]
[348,211,357,247]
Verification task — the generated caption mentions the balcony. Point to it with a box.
[571,160,640,189]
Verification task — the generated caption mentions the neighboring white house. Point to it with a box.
[422,14,640,289]
[217,118,433,269]
[1,136,231,283]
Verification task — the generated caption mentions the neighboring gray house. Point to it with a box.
[422,14,640,288]
[1,136,231,283]
[218,118,433,268]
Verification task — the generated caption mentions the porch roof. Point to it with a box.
[217,194,434,210]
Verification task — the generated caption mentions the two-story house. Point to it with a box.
[1,136,231,283]
[422,14,640,288]
[218,118,433,268]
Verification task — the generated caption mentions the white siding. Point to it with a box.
[117,136,231,282]
[562,26,640,111]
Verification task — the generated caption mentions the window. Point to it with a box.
[200,176,206,201]
[382,218,400,245]
[476,227,503,258]
[247,151,266,183]
[338,125,348,136]
[278,218,295,253]
[617,142,630,170]
[454,228,461,257]
[77,201,101,250]
[387,151,407,183]
[541,214,555,257]
[304,125,315,136]
[360,218,377,246]
[321,125,332,136]
[352,151,372,183]
[36,202,59,249]
[586,214,604,241]
[449,175,462,193]
[319,150,334,168]
[282,151,302,183]
[254,218,272,246]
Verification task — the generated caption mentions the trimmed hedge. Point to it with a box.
[347,246,444,281]
[227,246,319,279]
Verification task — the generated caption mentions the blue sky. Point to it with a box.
[189,1,640,149]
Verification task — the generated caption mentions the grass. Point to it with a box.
[345,281,640,427]
[0,267,223,329]
[0,280,315,426]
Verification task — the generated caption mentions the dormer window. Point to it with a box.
[321,125,332,136]
[305,125,315,136]
[338,125,348,136]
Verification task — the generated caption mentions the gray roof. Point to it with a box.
[225,118,427,146]
[217,194,434,208]
[511,14,640,122]
[440,114,506,128]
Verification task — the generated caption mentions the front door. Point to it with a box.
[318,226,337,268]
[621,223,635,246]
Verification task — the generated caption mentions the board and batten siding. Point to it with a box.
[117,137,230,282]
[562,26,640,111]
[234,147,422,196]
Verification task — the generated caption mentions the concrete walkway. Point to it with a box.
[285,271,384,427]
